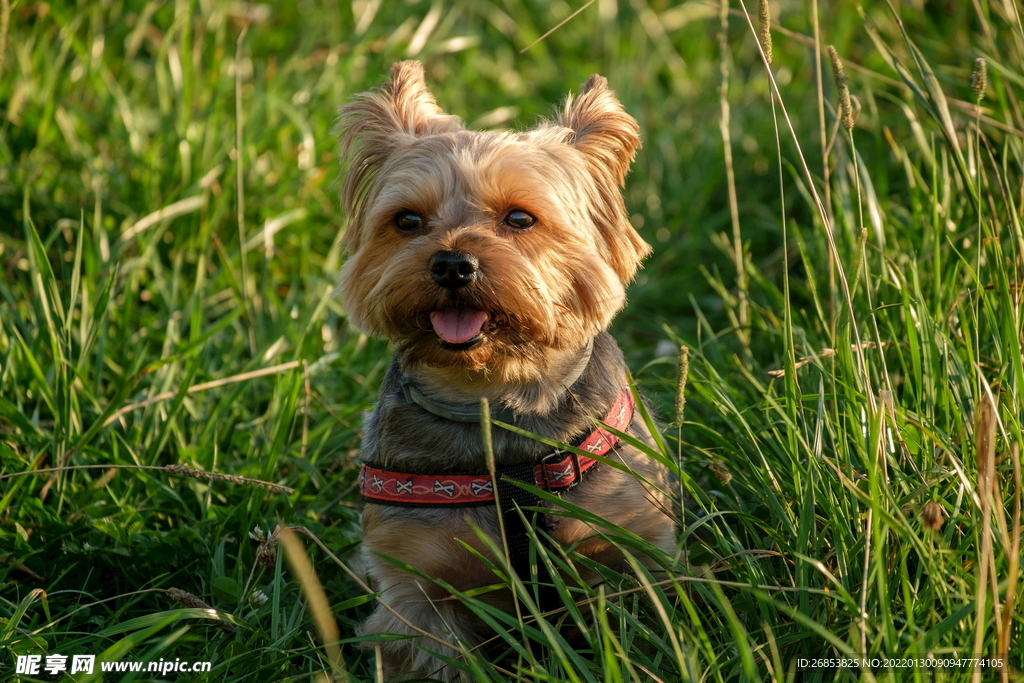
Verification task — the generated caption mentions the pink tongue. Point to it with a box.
[430,310,488,344]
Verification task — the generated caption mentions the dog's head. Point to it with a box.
[337,61,649,381]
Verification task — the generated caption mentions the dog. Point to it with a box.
[337,61,675,681]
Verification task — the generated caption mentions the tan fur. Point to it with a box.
[337,61,673,681]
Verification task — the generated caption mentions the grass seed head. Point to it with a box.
[758,0,773,64]
[971,57,987,102]
[828,45,855,130]
[166,587,212,609]
[920,501,945,531]
[166,588,235,631]
[710,459,733,485]
[674,345,690,427]
[975,393,996,483]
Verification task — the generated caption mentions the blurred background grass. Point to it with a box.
[1,0,1022,680]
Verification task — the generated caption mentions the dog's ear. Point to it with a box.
[338,61,463,220]
[558,75,640,188]
[559,77,650,282]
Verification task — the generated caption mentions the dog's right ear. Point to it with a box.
[338,61,463,218]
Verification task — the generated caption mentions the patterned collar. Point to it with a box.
[359,385,635,506]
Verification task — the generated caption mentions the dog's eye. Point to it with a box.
[394,211,423,232]
[504,210,536,230]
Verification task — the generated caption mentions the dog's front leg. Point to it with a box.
[359,577,474,682]
[359,508,507,681]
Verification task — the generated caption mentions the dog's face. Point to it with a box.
[337,61,649,381]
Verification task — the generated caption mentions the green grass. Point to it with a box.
[1,0,1022,681]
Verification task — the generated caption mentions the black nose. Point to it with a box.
[429,251,479,289]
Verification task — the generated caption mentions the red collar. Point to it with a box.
[360,386,635,506]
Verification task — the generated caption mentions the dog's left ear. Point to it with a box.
[559,77,650,282]
[338,62,463,237]
[558,75,641,188]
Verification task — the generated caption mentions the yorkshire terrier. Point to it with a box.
[337,61,675,681]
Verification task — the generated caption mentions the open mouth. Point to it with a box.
[429,309,488,349]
